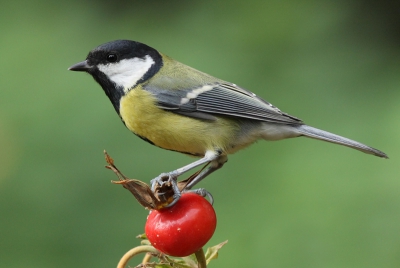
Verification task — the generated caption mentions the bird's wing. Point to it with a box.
[144,82,302,124]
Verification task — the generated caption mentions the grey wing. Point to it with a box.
[144,82,302,124]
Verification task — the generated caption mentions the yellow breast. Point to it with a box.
[119,87,240,156]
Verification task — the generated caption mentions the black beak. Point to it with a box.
[68,60,91,72]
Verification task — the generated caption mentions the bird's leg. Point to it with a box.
[167,155,227,207]
[185,155,227,190]
[150,151,222,206]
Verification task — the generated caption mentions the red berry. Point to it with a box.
[145,193,217,257]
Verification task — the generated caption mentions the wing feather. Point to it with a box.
[144,82,302,124]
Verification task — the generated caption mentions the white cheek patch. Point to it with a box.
[180,85,213,104]
[98,55,155,93]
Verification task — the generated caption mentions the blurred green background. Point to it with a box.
[1,0,399,267]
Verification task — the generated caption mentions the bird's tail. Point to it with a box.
[295,125,388,158]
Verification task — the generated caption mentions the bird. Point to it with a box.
[69,40,388,200]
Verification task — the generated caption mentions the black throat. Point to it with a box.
[91,70,125,114]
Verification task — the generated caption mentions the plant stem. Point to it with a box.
[117,245,159,268]
[142,252,153,264]
[194,248,207,268]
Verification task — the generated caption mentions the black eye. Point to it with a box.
[106,53,118,63]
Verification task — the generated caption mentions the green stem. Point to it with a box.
[117,245,159,268]
[142,252,153,264]
[194,248,207,268]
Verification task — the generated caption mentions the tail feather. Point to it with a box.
[295,125,388,158]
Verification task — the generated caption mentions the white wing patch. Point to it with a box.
[98,55,155,93]
[180,85,213,104]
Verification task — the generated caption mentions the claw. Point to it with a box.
[150,171,215,208]
[186,188,214,205]
[150,173,168,191]
[150,172,182,207]
[150,172,176,190]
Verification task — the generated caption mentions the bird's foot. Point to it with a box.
[150,172,214,207]
[150,171,181,207]
[185,188,214,205]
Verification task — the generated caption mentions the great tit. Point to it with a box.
[69,40,388,196]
